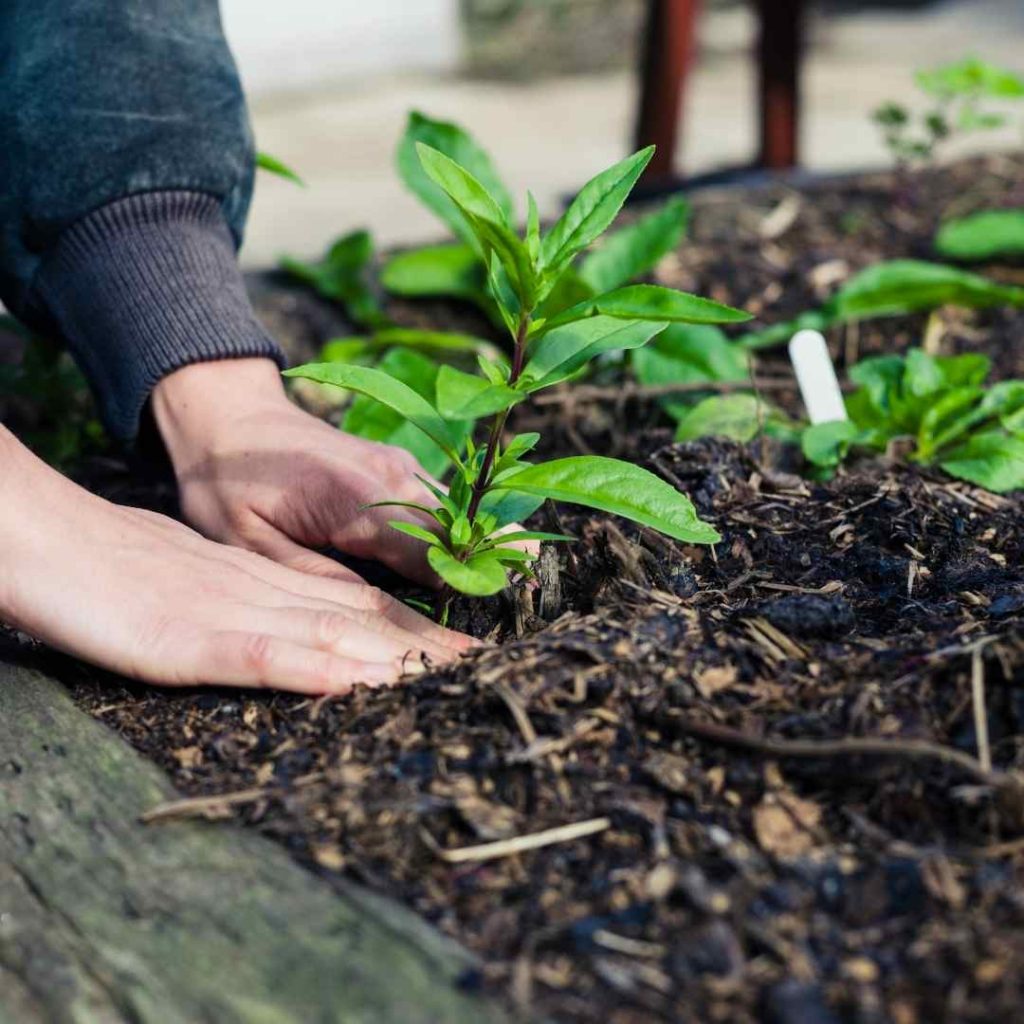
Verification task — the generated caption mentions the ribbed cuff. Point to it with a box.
[32,192,284,442]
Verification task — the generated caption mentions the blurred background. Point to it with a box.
[225,0,1024,266]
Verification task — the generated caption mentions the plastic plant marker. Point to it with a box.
[789,330,848,425]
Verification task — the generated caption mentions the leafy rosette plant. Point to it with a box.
[802,348,1024,493]
[286,144,751,604]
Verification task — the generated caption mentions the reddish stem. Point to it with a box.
[465,315,530,524]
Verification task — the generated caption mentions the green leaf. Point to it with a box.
[828,260,1024,320]
[579,196,689,294]
[415,143,509,227]
[416,144,537,308]
[521,317,666,391]
[502,432,541,460]
[495,456,720,544]
[285,357,462,468]
[849,354,905,414]
[427,546,510,596]
[319,337,373,365]
[902,349,945,397]
[364,498,442,518]
[388,521,443,546]
[917,387,985,455]
[435,364,524,419]
[936,209,1024,262]
[397,112,514,244]
[373,328,496,357]
[322,328,498,365]
[533,266,596,321]
[736,310,830,352]
[417,474,459,520]
[978,380,1024,436]
[935,353,991,388]
[801,420,865,469]
[478,355,510,384]
[526,191,541,263]
[381,243,494,311]
[256,151,304,186]
[450,515,472,548]
[477,489,546,529]
[486,251,522,334]
[535,284,751,336]
[542,147,655,274]
[280,230,383,327]
[481,530,574,547]
[632,324,749,418]
[673,394,763,444]
[939,432,1024,493]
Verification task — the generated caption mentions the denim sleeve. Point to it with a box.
[0,0,255,315]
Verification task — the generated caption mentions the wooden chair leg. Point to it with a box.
[635,0,703,181]
[756,0,806,170]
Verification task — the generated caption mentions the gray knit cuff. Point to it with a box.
[32,191,284,442]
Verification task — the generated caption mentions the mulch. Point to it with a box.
[39,152,1024,1022]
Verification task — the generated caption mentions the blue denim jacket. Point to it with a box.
[0,0,254,316]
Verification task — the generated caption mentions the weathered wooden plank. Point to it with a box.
[0,662,503,1024]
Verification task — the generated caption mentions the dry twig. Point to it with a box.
[428,817,612,864]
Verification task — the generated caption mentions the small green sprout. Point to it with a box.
[873,56,1024,168]
[802,348,1024,493]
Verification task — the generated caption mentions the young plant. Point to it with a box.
[737,259,1024,351]
[654,260,1024,447]
[802,348,1024,493]
[630,323,797,444]
[286,144,752,607]
[276,114,693,476]
[383,112,690,327]
[873,56,1024,168]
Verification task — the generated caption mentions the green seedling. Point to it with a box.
[802,348,1024,493]
[383,112,690,326]
[277,113,692,473]
[873,56,1024,167]
[280,230,387,330]
[738,260,1024,351]
[629,323,796,443]
[287,143,752,609]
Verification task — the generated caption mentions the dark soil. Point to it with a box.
[24,153,1024,1022]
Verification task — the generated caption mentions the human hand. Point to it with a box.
[0,426,474,694]
[152,359,448,586]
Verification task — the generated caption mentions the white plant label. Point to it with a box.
[789,330,848,425]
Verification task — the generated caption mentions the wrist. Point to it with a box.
[152,357,287,475]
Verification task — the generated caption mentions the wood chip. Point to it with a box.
[430,817,612,864]
[753,792,823,859]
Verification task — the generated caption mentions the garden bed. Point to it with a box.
[58,152,1024,1022]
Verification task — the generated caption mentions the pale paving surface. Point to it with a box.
[240,0,1024,267]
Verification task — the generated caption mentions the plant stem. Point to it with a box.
[465,314,531,524]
